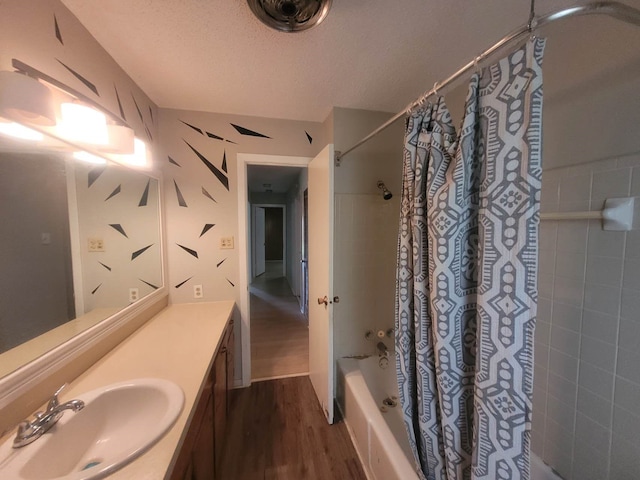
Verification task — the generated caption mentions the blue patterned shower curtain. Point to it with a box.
[395,38,545,480]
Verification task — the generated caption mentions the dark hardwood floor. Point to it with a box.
[218,376,366,480]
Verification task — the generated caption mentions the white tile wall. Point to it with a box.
[535,152,640,480]
[333,194,400,359]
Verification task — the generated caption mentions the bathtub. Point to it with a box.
[336,356,561,480]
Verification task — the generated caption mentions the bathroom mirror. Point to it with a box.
[0,134,163,379]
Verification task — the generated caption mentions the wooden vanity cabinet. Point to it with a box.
[170,320,234,480]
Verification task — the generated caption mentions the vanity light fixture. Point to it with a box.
[58,102,109,146]
[111,137,150,167]
[0,121,44,141]
[73,150,107,165]
[0,71,56,126]
[99,124,135,154]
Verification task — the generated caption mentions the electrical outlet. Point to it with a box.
[193,284,203,299]
[88,237,105,252]
[220,236,234,249]
[41,233,51,245]
[129,288,139,302]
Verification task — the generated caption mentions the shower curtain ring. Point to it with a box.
[432,81,439,97]
[473,55,481,74]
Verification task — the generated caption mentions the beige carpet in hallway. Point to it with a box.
[251,261,309,380]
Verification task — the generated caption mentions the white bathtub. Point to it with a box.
[336,356,561,480]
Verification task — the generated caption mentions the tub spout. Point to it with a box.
[376,341,388,357]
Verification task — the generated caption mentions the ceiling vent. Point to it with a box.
[247,0,332,33]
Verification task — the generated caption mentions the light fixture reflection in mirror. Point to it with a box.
[73,150,107,165]
[0,122,44,141]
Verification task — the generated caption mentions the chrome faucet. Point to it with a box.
[13,384,84,448]
[376,341,389,357]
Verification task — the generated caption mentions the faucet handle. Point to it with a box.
[47,383,68,411]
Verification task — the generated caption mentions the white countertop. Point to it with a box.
[45,301,234,479]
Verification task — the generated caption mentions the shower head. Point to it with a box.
[377,181,393,200]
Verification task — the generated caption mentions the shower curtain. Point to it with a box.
[395,37,545,480]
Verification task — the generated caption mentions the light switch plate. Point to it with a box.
[88,237,105,252]
[220,236,234,249]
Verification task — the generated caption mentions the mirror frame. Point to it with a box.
[0,169,167,411]
[0,62,168,412]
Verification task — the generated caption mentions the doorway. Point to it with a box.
[237,155,311,386]
[252,205,286,280]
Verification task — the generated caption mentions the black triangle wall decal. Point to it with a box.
[174,180,188,207]
[177,244,199,259]
[109,224,128,238]
[88,166,106,187]
[175,276,193,289]
[184,140,229,191]
[54,14,64,45]
[230,123,271,138]
[57,59,99,96]
[200,224,215,237]
[202,187,217,203]
[131,93,144,122]
[168,156,182,167]
[105,185,121,201]
[206,131,223,140]
[131,244,154,260]
[140,279,159,290]
[114,84,126,121]
[139,179,150,206]
[181,120,204,135]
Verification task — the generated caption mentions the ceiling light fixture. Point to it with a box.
[247,0,332,32]
[0,71,56,126]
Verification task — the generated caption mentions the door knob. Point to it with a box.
[317,296,328,306]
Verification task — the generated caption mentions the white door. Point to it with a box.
[308,144,334,423]
[253,206,266,277]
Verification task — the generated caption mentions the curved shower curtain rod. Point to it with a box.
[334,1,640,166]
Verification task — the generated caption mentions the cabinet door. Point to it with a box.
[169,383,213,480]
[213,345,227,474]
[192,390,215,480]
[226,321,235,411]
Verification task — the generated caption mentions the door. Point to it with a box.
[307,144,334,423]
[253,206,266,277]
[301,189,309,320]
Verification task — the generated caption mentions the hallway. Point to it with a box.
[250,261,309,380]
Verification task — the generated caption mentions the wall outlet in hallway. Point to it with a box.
[129,288,139,302]
[193,284,203,298]
[220,236,234,249]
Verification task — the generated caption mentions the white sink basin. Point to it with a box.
[0,378,184,480]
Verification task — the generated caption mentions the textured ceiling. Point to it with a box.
[60,0,640,122]
[247,165,303,194]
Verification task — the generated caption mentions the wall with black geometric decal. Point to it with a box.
[0,0,158,148]
[158,108,325,306]
[74,162,162,311]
